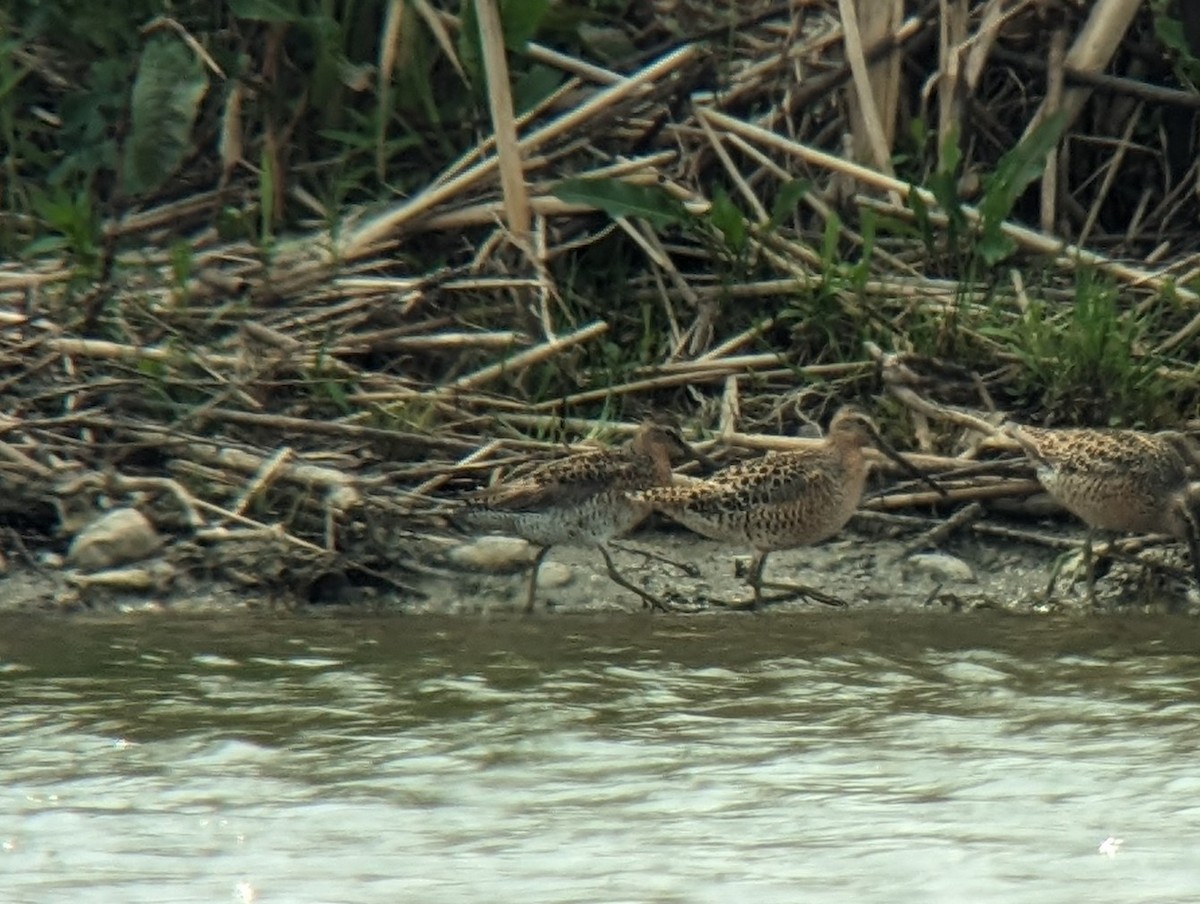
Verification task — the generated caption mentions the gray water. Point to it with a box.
[1,610,1199,903]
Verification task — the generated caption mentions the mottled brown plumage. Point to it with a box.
[456,421,702,612]
[1006,422,1200,600]
[635,407,924,609]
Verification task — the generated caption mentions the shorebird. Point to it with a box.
[455,420,709,613]
[1005,422,1200,602]
[633,406,942,610]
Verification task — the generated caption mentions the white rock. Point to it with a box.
[447,536,535,572]
[68,561,176,592]
[66,508,163,572]
[905,552,976,583]
[536,561,574,589]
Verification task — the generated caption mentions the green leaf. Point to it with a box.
[552,177,693,228]
[768,179,810,230]
[906,116,929,159]
[513,64,562,114]
[1155,15,1186,54]
[852,207,877,288]
[500,0,551,50]
[137,357,168,380]
[122,35,208,197]
[979,112,1067,227]
[976,112,1066,264]
[905,185,934,252]
[819,211,840,268]
[709,187,746,254]
[925,169,961,224]
[938,125,961,177]
[458,0,550,81]
[169,240,193,287]
[1153,3,1200,85]
[577,24,638,64]
[457,0,479,72]
[977,231,1016,267]
[227,0,303,22]
[318,378,352,415]
[259,142,276,245]
[21,235,67,258]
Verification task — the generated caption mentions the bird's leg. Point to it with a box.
[757,580,848,608]
[1185,519,1200,591]
[754,552,848,608]
[1044,529,1103,605]
[597,544,674,612]
[711,552,847,610]
[1043,554,1066,601]
[707,552,767,610]
[523,545,552,614]
[750,551,767,609]
[1083,527,1098,607]
[610,541,701,577]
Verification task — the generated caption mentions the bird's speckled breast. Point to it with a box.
[1038,466,1183,536]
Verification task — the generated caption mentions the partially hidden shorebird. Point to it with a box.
[633,406,944,610]
[1005,422,1200,602]
[454,420,710,613]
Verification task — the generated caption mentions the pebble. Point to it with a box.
[940,660,1008,683]
[904,552,976,583]
[66,508,163,572]
[68,561,176,592]
[536,561,574,589]
[447,536,535,572]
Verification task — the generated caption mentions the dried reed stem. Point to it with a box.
[696,109,1198,305]
[443,320,608,393]
[474,0,531,243]
[338,44,698,258]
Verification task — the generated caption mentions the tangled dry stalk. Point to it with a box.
[3,0,1200,603]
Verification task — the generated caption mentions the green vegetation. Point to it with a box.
[1006,273,1178,427]
[4,0,1200,438]
[1,0,593,256]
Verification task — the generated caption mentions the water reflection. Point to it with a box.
[2,611,1200,903]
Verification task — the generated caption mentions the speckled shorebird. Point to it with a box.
[633,407,942,610]
[455,421,708,613]
[1005,422,1200,601]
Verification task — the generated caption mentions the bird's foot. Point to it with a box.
[635,590,683,613]
[707,584,847,611]
[758,581,848,608]
[654,590,705,613]
[611,542,702,578]
[1045,545,1109,607]
[707,595,760,611]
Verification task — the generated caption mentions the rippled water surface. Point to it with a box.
[2,610,1200,903]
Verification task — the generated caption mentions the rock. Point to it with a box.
[447,536,535,572]
[66,508,163,572]
[940,661,1008,683]
[68,561,176,592]
[536,561,574,589]
[904,552,976,584]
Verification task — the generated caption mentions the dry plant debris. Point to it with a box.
[3,0,1200,605]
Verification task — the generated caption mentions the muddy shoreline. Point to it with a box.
[5,512,1198,618]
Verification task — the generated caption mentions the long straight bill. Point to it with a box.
[864,423,949,499]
